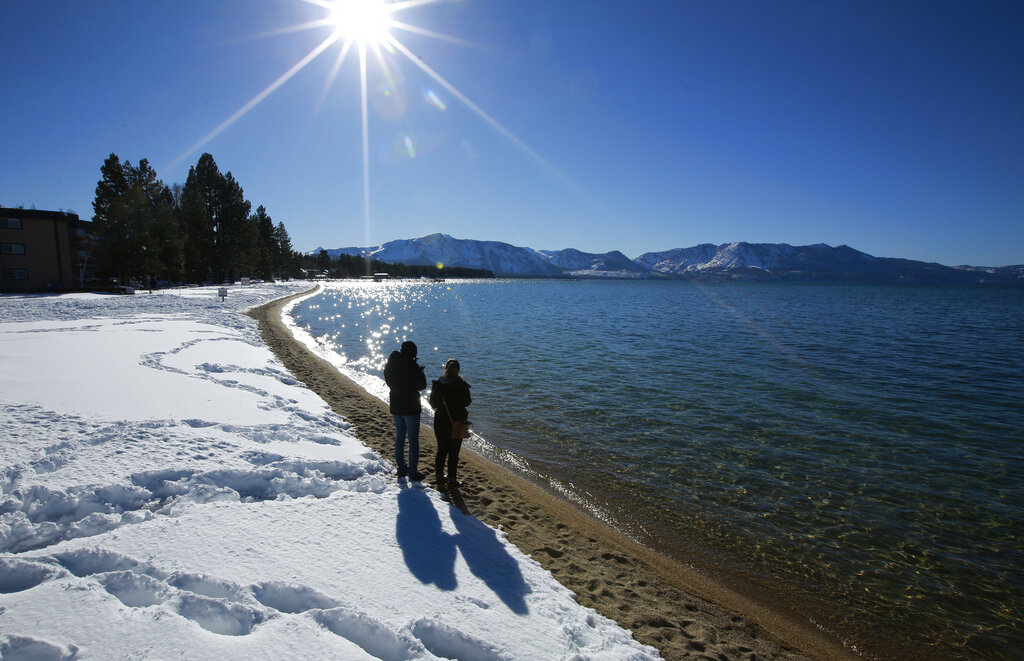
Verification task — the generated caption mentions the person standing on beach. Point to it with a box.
[429,359,472,494]
[384,341,427,480]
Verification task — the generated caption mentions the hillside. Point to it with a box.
[311,234,1023,285]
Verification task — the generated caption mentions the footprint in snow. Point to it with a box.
[0,558,64,593]
[174,593,267,636]
[53,548,154,578]
[9,548,453,657]
[251,581,341,613]
[0,635,79,661]
[96,571,174,608]
[314,607,428,661]
[412,618,509,661]
[168,572,252,603]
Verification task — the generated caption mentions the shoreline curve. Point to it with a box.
[247,287,856,661]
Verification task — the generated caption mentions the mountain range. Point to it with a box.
[312,233,1023,285]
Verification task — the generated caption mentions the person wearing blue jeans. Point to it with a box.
[392,413,421,478]
[383,341,427,480]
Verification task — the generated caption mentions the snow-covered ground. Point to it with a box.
[0,283,658,660]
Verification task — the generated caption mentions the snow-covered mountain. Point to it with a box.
[538,248,648,276]
[636,242,877,276]
[635,242,1022,283]
[322,233,562,277]
[311,235,1023,284]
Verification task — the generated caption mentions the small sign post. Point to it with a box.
[218,287,228,301]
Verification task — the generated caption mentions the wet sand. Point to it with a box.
[248,289,857,660]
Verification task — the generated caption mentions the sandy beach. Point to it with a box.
[249,289,858,661]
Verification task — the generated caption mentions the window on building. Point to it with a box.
[3,269,28,280]
[0,218,22,229]
[1,243,26,255]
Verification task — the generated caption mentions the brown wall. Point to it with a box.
[1,211,76,292]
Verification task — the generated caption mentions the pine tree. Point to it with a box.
[129,159,179,286]
[180,154,255,283]
[179,183,214,283]
[317,249,331,273]
[93,154,128,230]
[216,171,252,283]
[180,155,220,283]
[94,151,298,286]
[92,154,178,286]
[272,222,296,279]
[250,206,275,281]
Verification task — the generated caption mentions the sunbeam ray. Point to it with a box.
[300,0,334,10]
[360,43,373,257]
[246,19,335,41]
[168,32,340,170]
[370,39,395,81]
[389,20,488,49]
[387,0,445,11]
[386,36,597,204]
[314,38,356,116]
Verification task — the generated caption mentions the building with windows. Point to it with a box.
[0,207,94,292]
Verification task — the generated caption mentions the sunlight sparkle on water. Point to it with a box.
[309,281,437,369]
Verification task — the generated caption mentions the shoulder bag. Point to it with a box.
[443,398,471,439]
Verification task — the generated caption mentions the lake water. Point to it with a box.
[288,279,1024,659]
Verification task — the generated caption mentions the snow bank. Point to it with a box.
[0,283,658,660]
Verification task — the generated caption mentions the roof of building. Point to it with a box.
[0,207,80,222]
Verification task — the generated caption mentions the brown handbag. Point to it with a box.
[443,399,471,439]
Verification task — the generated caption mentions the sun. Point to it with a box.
[327,0,393,46]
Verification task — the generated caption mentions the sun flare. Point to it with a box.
[328,0,393,46]
[172,0,587,251]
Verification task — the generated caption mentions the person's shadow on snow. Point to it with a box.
[450,509,531,615]
[396,488,457,591]
[395,487,531,615]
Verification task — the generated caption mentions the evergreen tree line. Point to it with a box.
[301,250,494,279]
[91,152,301,286]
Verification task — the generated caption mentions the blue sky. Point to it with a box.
[3,1,1022,266]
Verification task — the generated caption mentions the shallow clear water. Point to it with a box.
[289,279,1024,659]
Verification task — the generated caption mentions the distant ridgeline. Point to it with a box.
[309,233,1023,285]
[303,249,495,279]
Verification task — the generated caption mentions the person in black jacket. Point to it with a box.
[429,358,471,494]
[383,341,427,480]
